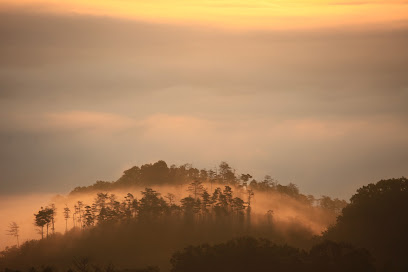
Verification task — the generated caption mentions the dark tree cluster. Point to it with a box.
[34,206,56,239]
[324,177,408,271]
[39,183,251,234]
[170,237,375,272]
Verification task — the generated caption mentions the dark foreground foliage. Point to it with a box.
[324,177,408,271]
[1,237,374,272]
[170,237,375,272]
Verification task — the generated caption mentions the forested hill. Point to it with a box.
[70,160,347,212]
[1,155,407,271]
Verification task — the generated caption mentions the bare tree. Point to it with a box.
[7,222,20,247]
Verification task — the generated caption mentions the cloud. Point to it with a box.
[45,111,135,132]
[330,0,408,5]
[1,0,407,29]
[140,114,215,138]
[0,8,407,199]
[0,111,135,134]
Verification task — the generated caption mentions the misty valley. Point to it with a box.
[1,161,407,272]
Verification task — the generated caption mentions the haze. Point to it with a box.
[0,1,407,200]
[0,183,335,252]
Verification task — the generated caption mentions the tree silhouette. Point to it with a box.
[76,201,84,229]
[240,174,252,188]
[170,237,375,272]
[63,206,71,232]
[218,161,236,184]
[124,193,136,220]
[6,222,20,247]
[49,204,56,234]
[187,180,204,199]
[138,188,168,221]
[34,207,52,239]
[165,193,176,206]
[83,205,95,227]
[324,177,408,271]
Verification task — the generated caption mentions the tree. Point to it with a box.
[95,193,109,209]
[240,174,252,188]
[138,188,168,220]
[263,175,276,187]
[49,204,56,234]
[83,205,95,227]
[246,189,254,207]
[223,186,233,206]
[181,196,198,224]
[6,222,20,247]
[232,197,246,220]
[218,162,236,184]
[76,201,84,229]
[124,193,136,219]
[246,189,254,229]
[309,240,375,272]
[165,193,176,206]
[266,210,274,225]
[170,237,375,272]
[34,207,52,239]
[208,169,216,192]
[319,196,347,215]
[324,177,408,271]
[63,205,71,232]
[140,160,169,185]
[201,190,211,214]
[187,180,204,199]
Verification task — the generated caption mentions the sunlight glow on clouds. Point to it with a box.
[0,3,407,198]
[1,0,407,29]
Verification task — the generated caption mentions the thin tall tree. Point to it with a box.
[188,180,204,199]
[7,222,20,247]
[49,204,56,234]
[63,205,71,232]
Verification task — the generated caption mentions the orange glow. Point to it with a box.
[1,0,407,29]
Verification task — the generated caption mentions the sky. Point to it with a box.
[0,0,407,199]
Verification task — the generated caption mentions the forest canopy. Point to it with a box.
[70,161,347,214]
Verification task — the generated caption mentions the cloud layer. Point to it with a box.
[0,9,407,198]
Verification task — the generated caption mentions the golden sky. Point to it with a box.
[2,0,408,29]
[0,0,407,199]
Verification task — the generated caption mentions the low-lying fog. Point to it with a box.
[0,184,336,250]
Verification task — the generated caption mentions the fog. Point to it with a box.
[0,183,336,252]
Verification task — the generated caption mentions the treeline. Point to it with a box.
[0,180,321,270]
[36,183,254,234]
[2,157,407,272]
[70,161,347,214]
